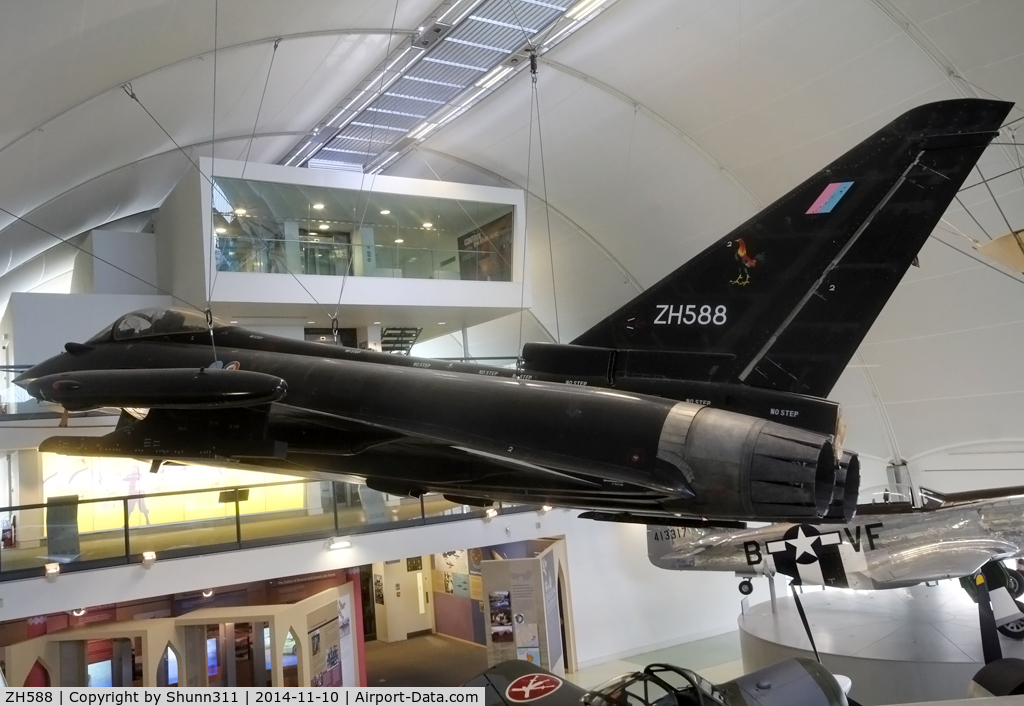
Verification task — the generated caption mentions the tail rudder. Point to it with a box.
[647,524,710,570]
[571,99,1011,396]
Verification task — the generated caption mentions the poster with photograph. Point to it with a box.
[338,597,351,638]
[337,596,356,687]
[436,550,469,574]
[453,573,471,597]
[542,552,562,666]
[373,574,385,605]
[517,647,541,664]
[489,590,514,643]
[514,618,539,648]
[457,213,513,282]
[308,618,341,687]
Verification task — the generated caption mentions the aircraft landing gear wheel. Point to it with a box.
[998,600,1024,640]
[738,579,754,596]
[1008,570,1024,599]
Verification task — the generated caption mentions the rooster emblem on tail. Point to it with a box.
[730,237,765,286]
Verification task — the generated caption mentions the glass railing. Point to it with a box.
[216,237,513,283]
[0,479,533,581]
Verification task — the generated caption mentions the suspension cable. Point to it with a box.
[333,0,402,324]
[532,52,561,343]
[240,38,281,180]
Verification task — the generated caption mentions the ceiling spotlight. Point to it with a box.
[541,505,553,513]
[44,562,60,581]
[326,537,352,550]
[422,222,433,228]
[202,589,214,598]
[437,322,446,325]
[141,551,156,568]
[394,239,404,244]
[307,321,316,324]
[229,320,238,324]
[373,321,381,325]
[313,203,325,210]
[319,224,329,230]
[234,208,246,215]
[215,227,227,234]
[380,209,391,215]
[71,608,86,617]
[485,507,498,519]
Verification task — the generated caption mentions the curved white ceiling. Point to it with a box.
[2,0,1024,465]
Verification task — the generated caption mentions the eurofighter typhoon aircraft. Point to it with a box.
[13,99,1011,525]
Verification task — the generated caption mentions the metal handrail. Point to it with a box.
[0,477,533,581]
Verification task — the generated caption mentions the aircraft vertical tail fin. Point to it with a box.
[571,99,1012,397]
[646,525,711,571]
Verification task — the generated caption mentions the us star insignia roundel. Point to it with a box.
[766,524,848,587]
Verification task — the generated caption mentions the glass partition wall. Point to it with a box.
[212,177,515,282]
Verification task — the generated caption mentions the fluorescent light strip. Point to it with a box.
[365,107,427,118]
[437,0,470,23]
[468,15,537,32]
[476,65,514,88]
[409,122,438,139]
[567,0,604,19]
[333,135,393,144]
[520,0,568,9]
[385,92,447,104]
[375,152,401,170]
[328,48,418,125]
[308,159,365,171]
[404,75,466,88]
[422,57,488,71]
[322,147,378,155]
[459,87,488,107]
[349,122,409,131]
[444,37,510,53]
[543,19,579,46]
[285,140,313,166]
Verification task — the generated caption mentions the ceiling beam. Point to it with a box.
[0,131,306,278]
[0,28,417,158]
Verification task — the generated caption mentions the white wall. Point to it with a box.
[0,510,743,669]
[563,519,742,667]
[3,292,172,366]
[154,166,206,310]
[88,230,159,295]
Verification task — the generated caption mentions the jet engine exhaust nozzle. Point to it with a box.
[668,406,846,521]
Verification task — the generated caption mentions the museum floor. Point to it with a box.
[363,631,745,688]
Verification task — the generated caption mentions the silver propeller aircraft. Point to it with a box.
[648,486,1024,594]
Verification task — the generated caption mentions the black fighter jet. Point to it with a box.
[14,99,1011,525]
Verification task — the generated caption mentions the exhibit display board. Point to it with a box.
[481,541,565,675]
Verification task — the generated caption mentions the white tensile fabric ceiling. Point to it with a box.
[2,0,1024,476]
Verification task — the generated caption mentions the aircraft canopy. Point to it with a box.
[88,308,214,343]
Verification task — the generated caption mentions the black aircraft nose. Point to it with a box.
[12,345,85,389]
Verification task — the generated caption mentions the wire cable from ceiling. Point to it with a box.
[331,0,403,340]
[516,55,539,359]
[532,52,561,344]
[240,39,282,180]
[0,203,203,313]
[207,0,220,361]
[503,0,537,51]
